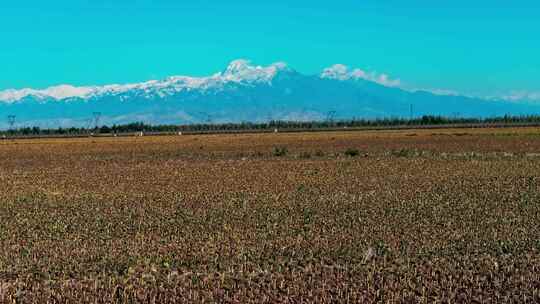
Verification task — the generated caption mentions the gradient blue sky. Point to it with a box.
[1,0,539,97]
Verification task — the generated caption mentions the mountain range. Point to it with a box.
[1,60,539,129]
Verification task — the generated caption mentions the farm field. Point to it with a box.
[1,127,540,303]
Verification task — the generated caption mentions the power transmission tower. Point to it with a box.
[7,115,16,131]
[266,114,274,129]
[85,118,93,130]
[326,111,336,125]
[92,112,101,130]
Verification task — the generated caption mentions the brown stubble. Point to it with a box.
[0,128,540,303]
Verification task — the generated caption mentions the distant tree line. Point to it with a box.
[2,115,540,137]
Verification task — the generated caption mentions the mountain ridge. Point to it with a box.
[0,60,297,103]
[1,60,539,129]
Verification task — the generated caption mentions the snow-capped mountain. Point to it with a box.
[1,60,539,128]
[0,60,291,103]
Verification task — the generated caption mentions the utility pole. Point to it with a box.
[409,104,414,121]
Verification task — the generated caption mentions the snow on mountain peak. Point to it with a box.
[0,60,295,103]
[221,59,290,83]
[321,64,354,81]
[224,59,252,75]
[0,89,38,103]
[0,60,401,103]
[0,85,96,103]
[43,85,95,100]
[321,64,401,87]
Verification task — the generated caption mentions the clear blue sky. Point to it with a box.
[1,0,539,97]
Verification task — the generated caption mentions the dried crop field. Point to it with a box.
[1,128,540,303]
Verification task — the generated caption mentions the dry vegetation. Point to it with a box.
[1,128,540,303]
